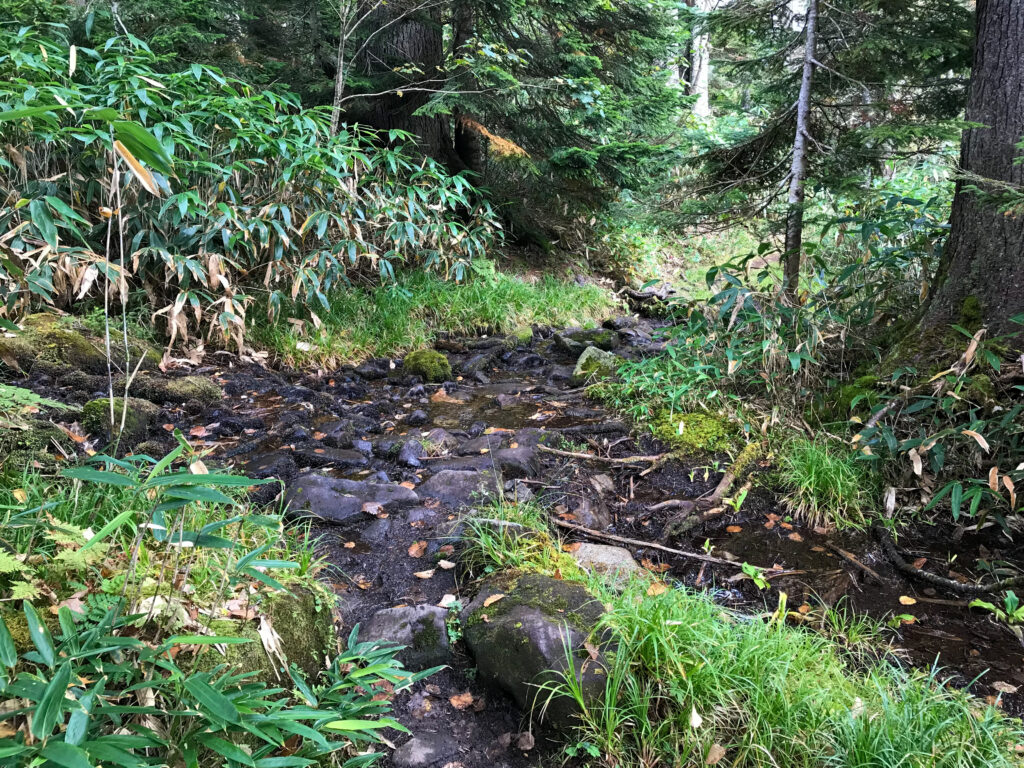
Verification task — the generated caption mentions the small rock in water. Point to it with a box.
[400,439,426,468]
[408,409,429,426]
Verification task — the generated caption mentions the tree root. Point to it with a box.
[873,524,1024,594]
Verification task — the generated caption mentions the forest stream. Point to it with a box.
[19,319,1016,767]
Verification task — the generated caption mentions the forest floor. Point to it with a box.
[12,316,1024,765]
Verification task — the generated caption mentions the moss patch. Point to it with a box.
[134,375,222,406]
[0,419,76,471]
[82,397,159,444]
[651,411,737,455]
[403,349,452,383]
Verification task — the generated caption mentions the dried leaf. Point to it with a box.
[438,559,456,570]
[912,557,927,569]
[449,692,474,710]
[12,488,27,504]
[562,542,582,553]
[962,429,990,453]
[584,641,600,661]
[706,744,727,765]
[438,594,457,608]
[899,595,917,606]
[989,466,1000,493]
[414,569,435,579]
[516,732,535,751]
[343,541,356,549]
[408,540,427,558]
[992,681,1019,695]
[647,581,669,596]
[257,617,287,680]
[114,139,161,197]
[188,460,209,475]
[726,525,743,533]
[483,593,505,607]
[787,532,803,542]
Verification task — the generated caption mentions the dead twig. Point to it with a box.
[538,444,665,465]
[824,542,888,584]
[551,519,774,571]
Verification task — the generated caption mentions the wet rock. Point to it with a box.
[553,332,585,356]
[604,315,638,330]
[574,497,611,530]
[495,393,520,410]
[417,470,501,507]
[510,479,535,503]
[284,474,418,523]
[463,573,608,728]
[360,517,393,544]
[457,435,505,455]
[571,544,643,581]
[472,370,490,384]
[391,733,459,768]
[243,451,298,481]
[82,397,159,444]
[355,359,391,380]
[589,474,616,496]
[571,346,622,386]
[407,409,429,427]
[352,438,373,455]
[403,349,452,383]
[399,439,426,468]
[292,444,369,470]
[565,327,620,351]
[468,421,487,438]
[405,506,441,524]
[407,383,426,398]
[424,428,459,452]
[461,350,496,375]
[316,419,354,448]
[361,605,451,671]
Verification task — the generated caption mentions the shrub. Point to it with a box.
[778,438,876,530]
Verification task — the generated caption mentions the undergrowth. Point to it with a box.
[251,264,618,367]
[459,501,1024,768]
[778,438,877,530]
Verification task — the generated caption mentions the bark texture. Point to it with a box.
[925,0,1024,337]
[782,0,818,304]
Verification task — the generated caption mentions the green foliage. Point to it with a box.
[403,349,452,383]
[778,438,876,530]
[0,26,498,348]
[0,604,436,767]
[650,411,738,455]
[0,383,67,426]
[970,592,1024,626]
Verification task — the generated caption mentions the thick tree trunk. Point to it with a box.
[924,0,1024,338]
[686,0,712,118]
[782,0,818,304]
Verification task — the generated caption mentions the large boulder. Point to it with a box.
[571,346,622,386]
[359,605,451,670]
[284,474,418,522]
[463,573,609,728]
[417,469,501,507]
[133,375,221,406]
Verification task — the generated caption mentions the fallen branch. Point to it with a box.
[538,444,665,465]
[874,524,1024,594]
[552,519,773,571]
[824,542,888,584]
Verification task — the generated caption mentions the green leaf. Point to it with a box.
[81,509,137,551]
[197,734,254,766]
[61,468,138,487]
[112,121,174,175]
[33,662,72,739]
[24,600,55,667]
[183,676,241,723]
[41,742,94,768]
[0,612,17,668]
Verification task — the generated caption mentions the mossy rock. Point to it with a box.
[403,349,452,383]
[569,327,620,351]
[571,346,621,386]
[0,334,37,373]
[651,411,737,455]
[966,373,996,404]
[82,397,160,444]
[192,588,338,683]
[504,327,534,349]
[133,375,222,406]
[0,418,76,471]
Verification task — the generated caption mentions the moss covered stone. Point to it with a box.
[134,375,222,406]
[571,345,621,386]
[403,349,452,383]
[0,334,36,372]
[0,418,76,471]
[192,588,337,683]
[966,373,996,404]
[651,411,737,455]
[82,397,159,444]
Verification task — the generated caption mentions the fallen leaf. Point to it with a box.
[726,525,742,533]
[562,542,582,553]
[343,541,356,549]
[780,522,794,530]
[438,559,456,570]
[647,581,669,596]
[797,603,812,614]
[414,569,435,579]
[899,595,917,606]
[189,425,208,438]
[811,546,826,552]
[764,520,776,530]
[408,540,428,558]
[690,706,703,728]
[430,389,462,404]
[911,557,927,569]
[706,744,727,765]
[962,429,990,453]
[355,575,372,590]
[483,593,505,607]
[993,681,1019,695]
[813,525,830,535]
[641,558,671,573]
[439,544,455,556]
[438,594,458,608]
[12,488,27,504]
[584,641,600,660]
[450,692,475,710]
[400,480,417,489]
[787,532,803,542]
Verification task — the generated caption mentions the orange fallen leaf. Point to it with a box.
[797,603,812,615]
[706,744,727,765]
[780,522,794,530]
[483,593,505,607]
[764,520,776,530]
[400,481,417,489]
[438,559,456,570]
[189,425,208,438]
[726,525,742,533]
[12,488,27,504]
[647,581,669,596]
[787,532,803,542]
[408,540,428,558]
[562,542,582,553]
[912,557,927,569]
[899,595,917,606]
[414,569,435,579]
[343,541,356,549]
[449,692,474,710]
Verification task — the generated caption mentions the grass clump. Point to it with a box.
[778,438,877,530]
[458,503,1022,768]
[252,266,618,366]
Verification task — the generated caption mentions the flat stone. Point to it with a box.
[360,605,451,670]
[399,439,426,468]
[292,445,369,470]
[457,434,505,455]
[417,470,501,507]
[571,544,643,580]
[284,474,418,523]
[392,734,459,768]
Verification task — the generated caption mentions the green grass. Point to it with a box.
[458,501,1023,768]
[250,264,619,366]
[778,438,878,530]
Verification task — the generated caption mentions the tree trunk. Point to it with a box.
[686,0,712,118]
[782,0,818,305]
[924,0,1024,339]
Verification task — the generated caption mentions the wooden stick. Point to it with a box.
[825,542,888,584]
[538,444,664,465]
[551,519,773,571]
